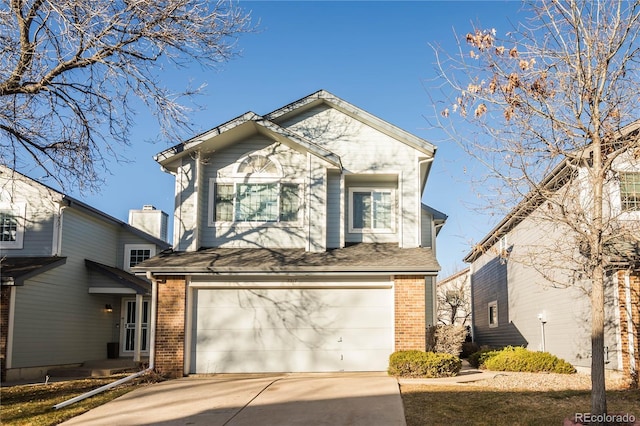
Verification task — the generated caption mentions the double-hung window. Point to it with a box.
[0,203,25,249]
[620,172,640,212]
[349,188,394,232]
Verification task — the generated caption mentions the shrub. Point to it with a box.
[425,325,468,356]
[460,341,480,359]
[482,346,576,374]
[388,350,462,378]
[468,348,501,368]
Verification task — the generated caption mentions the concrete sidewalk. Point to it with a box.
[60,373,406,426]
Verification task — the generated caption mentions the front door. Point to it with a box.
[121,298,150,355]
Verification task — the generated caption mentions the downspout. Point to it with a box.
[53,277,158,410]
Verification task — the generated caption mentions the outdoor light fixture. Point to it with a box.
[105,304,113,313]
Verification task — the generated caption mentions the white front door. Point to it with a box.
[121,298,150,354]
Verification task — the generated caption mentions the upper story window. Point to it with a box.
[124,244,156,271]
[348,188,395,233]
[620,172,640,212]
[236,155,278,175]
[211,155,301,225]
[0,203,25,249]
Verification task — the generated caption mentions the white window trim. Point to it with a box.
[124,244,156,271]
[488,300,498,328]
[348,187,396,234]
[0,203,26,250]
[208,178,304,227]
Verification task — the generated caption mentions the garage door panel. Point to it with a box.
[192,286,394,373]
[195,350,345,373]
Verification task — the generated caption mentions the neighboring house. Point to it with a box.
[436,268,471,327]
[0,167,170,382]
[464,124,640,379]
[134,90,446,377]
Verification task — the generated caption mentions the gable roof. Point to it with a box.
[464,120,640,263]
[154,90,436,171]
[154,112,342,171]
[133,243,441,275]
[266,90,436,157]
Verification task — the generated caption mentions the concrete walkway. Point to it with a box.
[60,372,406,426]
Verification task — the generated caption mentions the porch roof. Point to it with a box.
[85,259,151,295]
[0,256,67,285]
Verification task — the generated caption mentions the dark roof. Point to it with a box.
[133,243,441,275]
[85,260,151,295]
[1,256,67,285]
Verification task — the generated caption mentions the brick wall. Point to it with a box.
[617,270,639,384]
[154,276,187,379]
[1,286,10,382]
[394,275,426,351]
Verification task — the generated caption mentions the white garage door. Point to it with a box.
[191,286,393,373]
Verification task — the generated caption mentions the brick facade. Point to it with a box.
[1,286,10,382]
[618,271,639,384]
[394,275,426,351]
[154,276,187,378]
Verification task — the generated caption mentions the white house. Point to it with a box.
[134,90,447,377]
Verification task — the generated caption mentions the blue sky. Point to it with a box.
[63,0,525,275]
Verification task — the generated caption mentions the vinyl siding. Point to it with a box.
[10,208,121,368]
[326,170,341,248]
[280,105,423,248]
[471,201,622,370]
[0,174,58,256]
[197,137,310,249]
[421,209,433,249]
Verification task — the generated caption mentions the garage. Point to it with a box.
[189,281,394,373]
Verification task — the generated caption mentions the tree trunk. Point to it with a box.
[591,262,607,417]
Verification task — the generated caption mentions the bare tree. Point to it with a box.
[437,269,471,327]
[0,0,253,191]
[431,0,640,417]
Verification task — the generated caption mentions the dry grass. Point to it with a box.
[401,379,640,426]
[0,373,159,426]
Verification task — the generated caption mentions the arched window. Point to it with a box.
[212,155,300,224]
[236,155,279,176]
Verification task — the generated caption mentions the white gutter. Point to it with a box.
[53,278,159,410]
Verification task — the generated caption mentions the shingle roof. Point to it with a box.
[0,256,67,285]
[133,243,441,275]
[85,259,151,294]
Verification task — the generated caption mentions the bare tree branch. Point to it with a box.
[430,0,640,416]
[0,0,253,191]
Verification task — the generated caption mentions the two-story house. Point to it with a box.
[0,167,170,382]
[465,122,640,380]
[134,90,446,377]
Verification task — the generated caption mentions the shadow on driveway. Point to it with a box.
[60,373,406,426]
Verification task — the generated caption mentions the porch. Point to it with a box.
[47,358,148,379]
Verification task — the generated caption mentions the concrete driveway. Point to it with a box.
[60,372,406,426]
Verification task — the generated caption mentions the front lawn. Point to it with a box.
[1,374,158,426]
[401,384,640,426]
